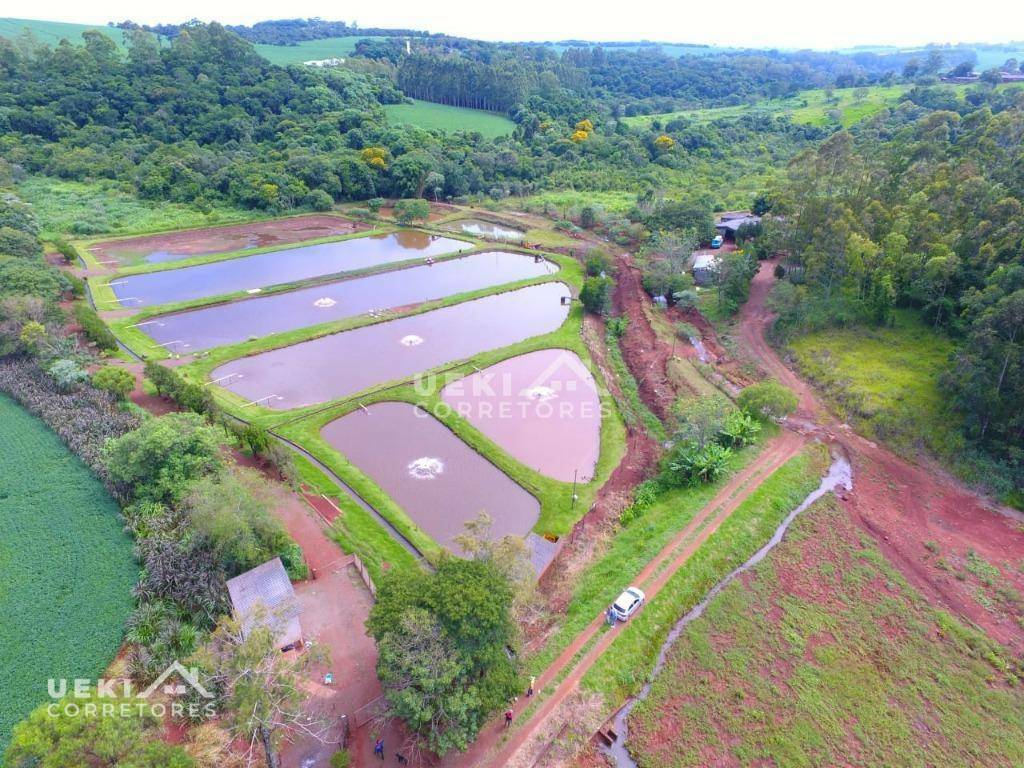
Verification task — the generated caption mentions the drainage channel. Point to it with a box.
[599,451,853,766]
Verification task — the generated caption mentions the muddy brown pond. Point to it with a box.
[111,231,469,307]
[212,282,572,409]
[321,402,540,555]
[144,251,557,352]
[440,348,601,482]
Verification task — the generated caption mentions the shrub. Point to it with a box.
[737,380,799,421]
[719,410,761,447]
[0,358,140,483]
[584,250,613,277]
[580,276,613,315]
[48,358,88,391]
[330,750,351,768]
[305,188,334,212]
[366,197,385,213]
[0,226,43,260]
[51,237,81,264]
[92,365,135,400]
[144,361,218,418]
[74,303,119,352]
[666,441,734,486]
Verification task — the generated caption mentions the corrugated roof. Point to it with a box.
[226,557,302,647]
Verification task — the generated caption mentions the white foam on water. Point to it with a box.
[407,457,444,480]
[522,385,558,402]
[313,297,337,308]
[400,334,425,347]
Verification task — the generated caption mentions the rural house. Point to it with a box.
[226,557,303,650]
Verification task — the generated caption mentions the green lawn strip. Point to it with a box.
[105,243,533,361]
[0,395,137,753]
[628,496,1024,767]
[525,433,779,678]
[579,445,829,704]
[289,452,418,580]
[170,252,575,381]
[270,324,627,549]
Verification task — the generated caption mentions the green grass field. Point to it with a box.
[628,495,1024,767]
[580,447,828,703]
[384,99,516,138]
[18,176,259,241]
[0,17,137,48]
[786,310,962,458]
[0,395,137,755]
[253,36,382,65]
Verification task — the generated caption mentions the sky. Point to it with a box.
[13,0,1024,50]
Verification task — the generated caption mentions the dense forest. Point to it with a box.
[762,90,1024,488]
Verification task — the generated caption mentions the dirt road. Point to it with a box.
[439,430,804,768]
[739,259,1024,652]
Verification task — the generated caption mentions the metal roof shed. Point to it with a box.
[226,557,303,649]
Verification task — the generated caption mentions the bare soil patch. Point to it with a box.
[90,214,365,264]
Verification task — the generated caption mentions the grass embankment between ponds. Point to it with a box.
[161,244,625,568]
[105,241,512,361]
[580,444,829,704]
[627,494,1024,767]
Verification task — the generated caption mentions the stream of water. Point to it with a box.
[599,452,853,767]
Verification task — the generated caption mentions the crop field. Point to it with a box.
[786,310,961,460]
[627,495,1024,767]
[0,395,136,755]
[253,36,383,65]
[18,176,258,241]
[384,99,516,138]
[0,17,142,48]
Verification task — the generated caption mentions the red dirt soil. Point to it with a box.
[89,214,366,264]
[740,258,1024,653]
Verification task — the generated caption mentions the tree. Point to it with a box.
[367,559,518,754]
[673,394,732,450]
[0,226,43,260]
[92,365,135,400]
[102,412,224,504]
[5,692,193,768]
[579,276,613,315]
[195,614,328,768]
[737,380,799,421]
[185,467,307,579]
[393,198,430,224]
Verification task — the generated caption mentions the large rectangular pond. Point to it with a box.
[144,251,558,352]
[212,281,572,409]
[321,402,540,554]
[441,349,601,482]
[110,230,469,308]
[90,214,364,266]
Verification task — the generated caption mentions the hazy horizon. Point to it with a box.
[8,1,1024,52]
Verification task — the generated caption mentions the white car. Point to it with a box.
[610,587,645,621]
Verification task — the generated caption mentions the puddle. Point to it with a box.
[320,402,539,554]
[213,282,572,409]
[112,230,469,307]
[441,349,602,482]
[144,251,557,351]
[450,218,525,241]
[599,452,853,767]
[90,215,360,266]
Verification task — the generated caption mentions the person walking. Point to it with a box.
[504,709,514,728]
[373,737,384,760]
[527,675,536,697]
